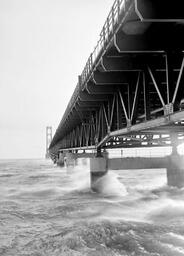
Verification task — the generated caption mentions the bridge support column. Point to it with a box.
[167,133,184,188]
[167,155,184,188]
[90,153,108,192]
[57,152,65,166]
[65,152,76,167]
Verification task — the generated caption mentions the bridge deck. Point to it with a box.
[49,0,184,157]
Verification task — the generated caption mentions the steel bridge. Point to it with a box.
[49,0,184,163]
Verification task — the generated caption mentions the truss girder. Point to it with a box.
[51,51,184,153]
[49,0,184,156]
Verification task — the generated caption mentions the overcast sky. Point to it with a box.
[0,0,114,159]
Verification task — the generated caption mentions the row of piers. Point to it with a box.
[55,135,184,190]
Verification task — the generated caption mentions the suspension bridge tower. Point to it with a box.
[45,126,52,159]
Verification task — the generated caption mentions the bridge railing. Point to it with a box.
[55,0,132,139]
[80,0,131,87]
[75,0,131,99]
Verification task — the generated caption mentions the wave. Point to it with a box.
[92,172,128,197]
[1,160,184,256]
[147,198,184,224]
[3,220,183,256]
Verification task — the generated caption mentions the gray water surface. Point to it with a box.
[0,159,184,256]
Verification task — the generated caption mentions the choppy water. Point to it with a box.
[0,158,184,256]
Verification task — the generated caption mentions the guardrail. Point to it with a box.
[80,0,131,86]
[55,0,132,139]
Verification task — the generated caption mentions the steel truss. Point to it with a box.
[49,0,184,156]
[50,51,184,154]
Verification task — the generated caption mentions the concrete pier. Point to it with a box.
[57,152,65,166]
[166,133,184,188]
[167,154,184,188]
[108,157,167,170]
[65,152,76,166]
[90,156,108,192]
[55,139,184,189]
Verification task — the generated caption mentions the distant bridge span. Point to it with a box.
[49,0,184,189]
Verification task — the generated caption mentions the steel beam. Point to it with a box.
[115,23,184,53]
[93,70,133,84]
[79,91,110,102]
[86,81,116,94]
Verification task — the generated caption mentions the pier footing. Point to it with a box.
[90,157,108,192]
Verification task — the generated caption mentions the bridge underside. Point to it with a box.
[49,0,184,161]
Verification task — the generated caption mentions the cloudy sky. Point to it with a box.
[0,0,114,159]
